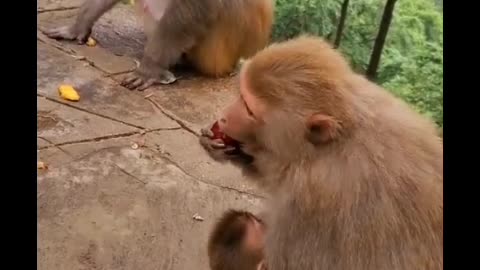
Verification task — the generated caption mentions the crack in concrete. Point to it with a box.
[38,7,80,14]
[145,145,264,199]
[38,127,181,150]
[37,41,198,139]
[37,34,103,74]
[37,136,72,156]
[38,131,140,150]
[37,34,78,56]
[38,94,151,130]
[145,97,201,137]
[39,133,262,200]
[69,146,120,163]
[113,163,148,185]
[38,34,202,140]
[103,59,140,78]
[37,33,260,198]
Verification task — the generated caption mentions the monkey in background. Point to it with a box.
[201,36,443,269]
[208,210,267,270]
[42,0,274,91]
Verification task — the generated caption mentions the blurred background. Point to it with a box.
[272,0,443,131]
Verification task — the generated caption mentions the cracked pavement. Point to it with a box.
[37,1,263,269]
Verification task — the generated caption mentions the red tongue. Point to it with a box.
[210,121,239,147]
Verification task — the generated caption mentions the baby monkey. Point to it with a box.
[208,210,267,270]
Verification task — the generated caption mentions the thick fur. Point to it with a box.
[185,0,274,76]
[138,0,274,77]
[208,210,265,270]
[225,36,443,269]
[43,0,274,90]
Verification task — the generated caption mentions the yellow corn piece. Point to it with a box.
[37,161,48,170]
[86,37,97,47]
[58,85,80,101]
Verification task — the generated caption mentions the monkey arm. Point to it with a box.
[120,25,193,90]
[74,0,121,32]
[121,0,219,90]
[42,0,121,43]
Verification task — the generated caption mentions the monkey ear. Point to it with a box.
[306,113,340,144]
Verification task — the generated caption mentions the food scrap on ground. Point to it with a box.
[192,213,204,221]
[58,85,80,101]
[38,161,48,170]
[86,37,97,47]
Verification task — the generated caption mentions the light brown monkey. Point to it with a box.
[42,0,274,91]
[200,36,443,269]
[208,210,267,270]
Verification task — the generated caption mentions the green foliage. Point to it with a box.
[272,0,443,127]
[272,0,341,40]
[383,42,443,126]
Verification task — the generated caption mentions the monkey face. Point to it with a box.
[218,96,258,143]
[218,71,340,159]
[218,71,266,144]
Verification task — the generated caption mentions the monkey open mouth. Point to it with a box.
[210,122,254,164]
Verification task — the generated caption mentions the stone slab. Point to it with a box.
[144,129,264,196]
[40,129,263,196]
[38,4,145,65]
[38,4,239,128]
[38,147,73,170]
[38,0,84,12]
[38,137,52,148]
[37,41,179,130]
[38,96,138,145]
[38,139,263,270]
[143,77,238,128]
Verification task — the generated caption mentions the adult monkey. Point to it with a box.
[42,0,274,91]
[200,36,443,269]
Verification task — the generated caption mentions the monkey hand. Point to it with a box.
[121,63,177,91]
[41,24,92,45]
[199,127,240,162]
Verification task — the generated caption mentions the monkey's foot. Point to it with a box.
[120,71,177,91]
[41,25,91,44]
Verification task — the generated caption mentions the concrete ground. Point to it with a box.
[37,1,264,269]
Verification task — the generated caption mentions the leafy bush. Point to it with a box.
[272,0,341,40]
[272,0,443,127]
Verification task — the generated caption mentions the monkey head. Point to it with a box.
[208,210,266,270]
[218,36,355,162]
